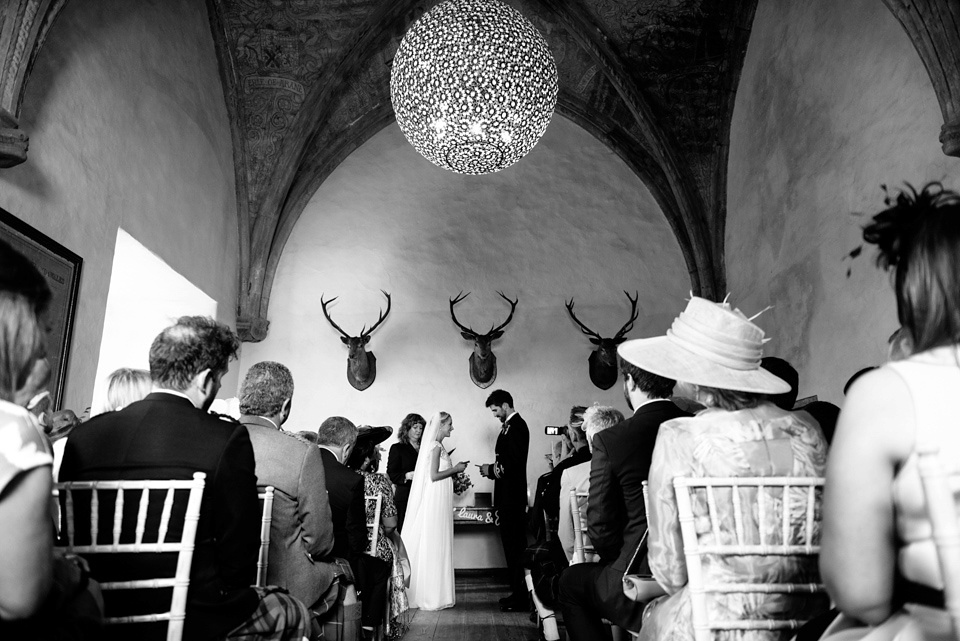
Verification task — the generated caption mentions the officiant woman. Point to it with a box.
[388,413,425,532]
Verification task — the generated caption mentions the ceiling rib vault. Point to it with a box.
[2,0,957,341]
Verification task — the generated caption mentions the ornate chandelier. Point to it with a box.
[390,0,558,175]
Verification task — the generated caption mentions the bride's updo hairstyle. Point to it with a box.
[863,182,960,354]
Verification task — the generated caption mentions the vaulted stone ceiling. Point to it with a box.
[204,0,762,341]
[2,0,958,341]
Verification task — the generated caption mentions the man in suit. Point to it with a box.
[557,355,690,639]
[60,316,311,641]
[315,416,390,638]
[478,389,530,611]
[238,361,344,623]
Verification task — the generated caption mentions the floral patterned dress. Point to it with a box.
[639,402,830,641]
[361,471,410,639]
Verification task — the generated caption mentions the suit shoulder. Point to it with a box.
[596,418,632,445]
[660,402,692,421]
[210,411,241,425]
[196,413,252,451]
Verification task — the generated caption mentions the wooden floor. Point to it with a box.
[403,572,543,641]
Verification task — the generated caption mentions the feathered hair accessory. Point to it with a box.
[852,182,960,272]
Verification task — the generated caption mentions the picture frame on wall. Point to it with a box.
[0,206,82,411]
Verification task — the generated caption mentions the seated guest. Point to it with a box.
[817,183,960,639]
[104,367,152,413]
[526,403,625,611]
[530,405,589,541]
[621,296,829,641]
[799,400,840,445]
[52,367,151,479]
[522,406,593,610]
[61,316,311,641]
[760,356,800,410]
[546,427,573,470]
[558,357,689,639]
[761,357,837,443]
[558,404,624,563]
[0,239,102,638]
[238,361,345,625]
[346,426,410,640]
[386,412,424,532]
[315,416,391,638]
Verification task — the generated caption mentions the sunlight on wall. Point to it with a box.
[90,229,217,415]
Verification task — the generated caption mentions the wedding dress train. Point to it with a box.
[402,413,455,610]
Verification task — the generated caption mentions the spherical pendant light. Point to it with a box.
[390,0,558,175]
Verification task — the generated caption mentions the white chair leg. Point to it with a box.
[525,569,560,641]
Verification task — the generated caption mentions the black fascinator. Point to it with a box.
[861,182,960,270]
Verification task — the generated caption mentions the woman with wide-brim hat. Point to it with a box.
[620,296,830,641]
[345,425,411,640]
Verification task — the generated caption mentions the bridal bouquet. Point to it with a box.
[452,470,473,495]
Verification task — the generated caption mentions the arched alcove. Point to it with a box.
[238,114,689,567]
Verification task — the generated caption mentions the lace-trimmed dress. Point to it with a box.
[640,403,830,641]
[403,441,455,611]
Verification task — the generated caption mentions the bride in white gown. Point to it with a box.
[401,411,468,610]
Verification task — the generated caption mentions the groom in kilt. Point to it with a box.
[479,389,530,612]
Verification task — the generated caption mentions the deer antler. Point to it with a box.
[565,298,602,339]
[489,291,518,335]
[449,292,477,336]
[320,295,351,338]
[360,290,392,337]
[613,291,640,340]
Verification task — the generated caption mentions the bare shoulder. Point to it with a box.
[836,366,914,459]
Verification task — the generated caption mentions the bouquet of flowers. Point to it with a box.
[452,470,473,495]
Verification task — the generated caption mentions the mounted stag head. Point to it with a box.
[450,291,518,389]
[320,290,392,391]
[566,291,639,390]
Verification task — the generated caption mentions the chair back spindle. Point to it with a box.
[257,487,275,588]
[917,446,960,641]
[365,494,382,556]
[570,489,596,564]
[673,476,826,641]
[56,472,207,641]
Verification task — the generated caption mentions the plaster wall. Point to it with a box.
[726,0,960,405]
[239,115,690,567]
[0,0,240,411]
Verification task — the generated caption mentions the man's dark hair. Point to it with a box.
[316,416,358,448]
[803,400,840,444]
[238,361,294,417]
[485,389,513,408]
[618,356,674,399]
[760,356,800,410]
[148,316,240,391]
